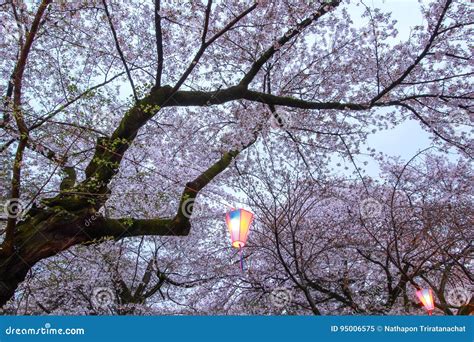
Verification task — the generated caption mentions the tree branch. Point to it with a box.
[167,86,372,110]
[239,0,341,87]
[88,146,251,240]
[201,0,212,45]
[395,101,471,155]
[102,0,138,102]
[29,71,126,131]
[171,2,257,93]
[154,0,163,87]
[370,0,453,104]
[2,0,52,256]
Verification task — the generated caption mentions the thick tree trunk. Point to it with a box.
[0,205,94,307]
[0,256,30,308]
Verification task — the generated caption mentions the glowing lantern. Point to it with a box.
[416,288,435,315]
[225,208,254,271]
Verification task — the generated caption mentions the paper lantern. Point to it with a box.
[416,288,435,315]
[226,208,254,249]
[225,208,254,271]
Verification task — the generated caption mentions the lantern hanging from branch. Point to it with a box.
[416,288,435,315]
[225,208,254,271]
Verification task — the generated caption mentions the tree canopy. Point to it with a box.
[0,0,472,314]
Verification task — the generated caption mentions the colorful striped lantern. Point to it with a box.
[416,288,435,315]
[225,208,254,271]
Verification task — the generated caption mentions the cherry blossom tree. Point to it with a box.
[227,153,472,315]
[0,0,472,309]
